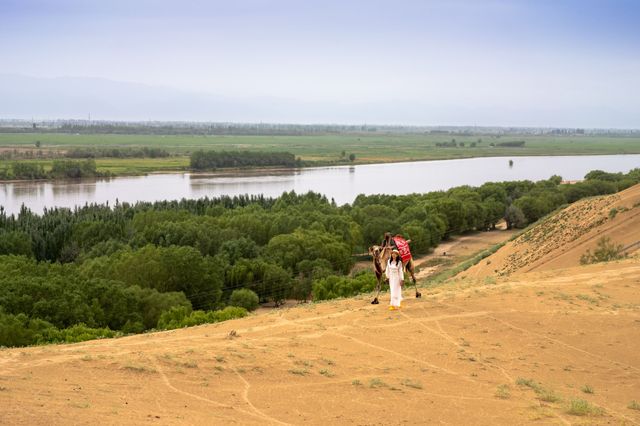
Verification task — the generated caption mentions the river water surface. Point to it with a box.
[1,154,639,215]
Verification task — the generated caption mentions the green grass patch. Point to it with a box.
[422,257,453,267]
[4,133,640,177]
[429,241,507,284]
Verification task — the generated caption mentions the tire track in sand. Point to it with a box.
[231,368,292,426]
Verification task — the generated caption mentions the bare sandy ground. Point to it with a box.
[1,256,639,425]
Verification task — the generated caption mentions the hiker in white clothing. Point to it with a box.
[385,249,404,310]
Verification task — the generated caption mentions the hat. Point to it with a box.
[391,249,400,255]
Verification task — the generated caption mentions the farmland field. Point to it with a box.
[1,133,640,176]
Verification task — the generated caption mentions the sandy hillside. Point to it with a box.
[463,183,640,279]
[2,256,640,425]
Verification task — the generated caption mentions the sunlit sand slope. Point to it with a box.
[463,183,640,279]
[1,258,639,425]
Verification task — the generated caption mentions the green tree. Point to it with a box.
[229,288,260,311]
[504,204,526,229]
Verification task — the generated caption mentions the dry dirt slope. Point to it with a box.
[463,183,640,279]
[1,257,640,425]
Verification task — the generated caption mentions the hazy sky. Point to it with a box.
[1,0,639,127]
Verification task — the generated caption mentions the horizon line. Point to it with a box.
[1,118,639,132]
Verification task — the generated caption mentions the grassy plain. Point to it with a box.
[1,132,639,176]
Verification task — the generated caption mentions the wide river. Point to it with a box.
[1,154,639,215]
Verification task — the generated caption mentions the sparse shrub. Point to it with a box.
[516,377,538,389]
[401,379,423,390]
[580,236,625,265]
[123,364,156,374]
[538,389,562,403]
[629,400,640,410]
[496,140,525,148]
[484,276,497,285]
[369,378,387,388]
[581,385,594,394]
[576,294,598,304]
[495,384,511,399]
[229,288,260,312]
[321,358,335,365]
[515,377,561,403]
[319,369,335,377]
[566,398,604,416]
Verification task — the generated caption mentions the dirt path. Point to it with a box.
[2,258,639,425]
[413,229,516,281]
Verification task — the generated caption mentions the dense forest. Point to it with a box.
[0,168,638,347]
[0,151,299,181]
[0,147,171,161]
[0,159,103,180]
[66,147,171,159]
[190,150,299,170]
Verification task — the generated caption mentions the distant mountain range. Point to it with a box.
[0,74,300,122]
[0,74,637,128]
[0,74,425,124]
